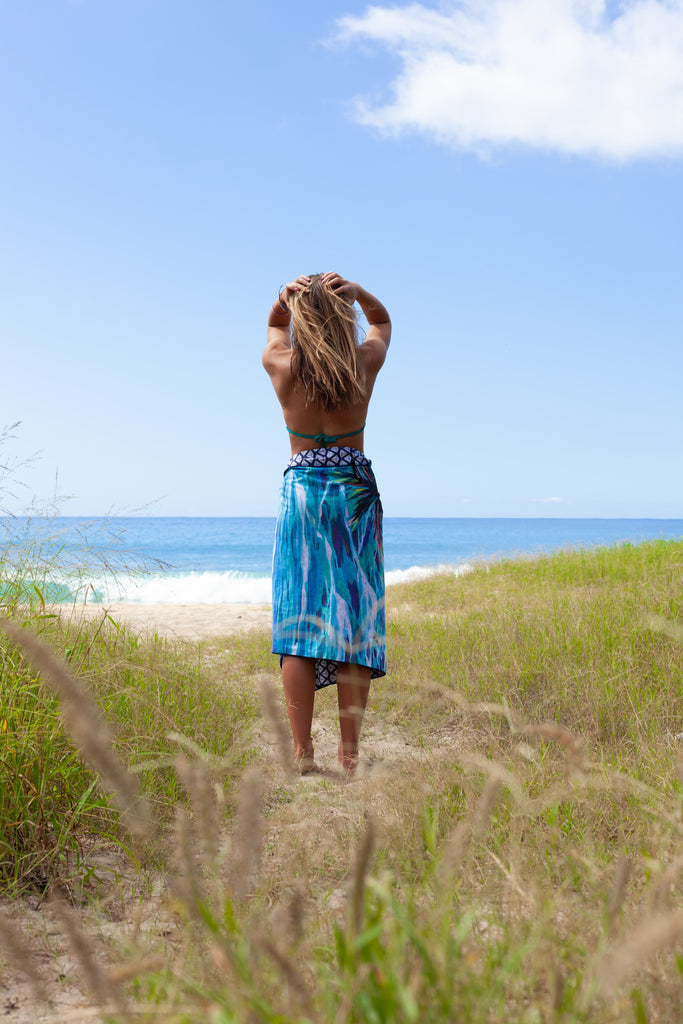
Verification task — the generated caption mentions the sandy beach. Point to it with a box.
[52,602,273,640]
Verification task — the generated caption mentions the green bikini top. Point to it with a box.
[286,423,366,447]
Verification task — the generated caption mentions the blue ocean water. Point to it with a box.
[3,516,681,604]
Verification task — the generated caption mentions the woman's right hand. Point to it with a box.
[322,273,359,304]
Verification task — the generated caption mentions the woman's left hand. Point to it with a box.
[322,273,359,304]
[279,275,312,308]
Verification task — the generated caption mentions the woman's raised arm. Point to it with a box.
[323,273,391,367]
[265,275,311,358]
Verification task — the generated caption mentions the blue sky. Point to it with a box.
[2,0,682,517]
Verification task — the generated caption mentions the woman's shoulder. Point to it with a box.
[359,333,389,376]
[262,336,292,379]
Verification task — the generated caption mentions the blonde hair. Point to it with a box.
[289,275,366,411]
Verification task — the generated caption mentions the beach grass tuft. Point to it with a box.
[1,538,683,1021]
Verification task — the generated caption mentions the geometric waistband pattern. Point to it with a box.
[285,446,372,470]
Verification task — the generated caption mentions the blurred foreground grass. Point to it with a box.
[1,538,683,1022]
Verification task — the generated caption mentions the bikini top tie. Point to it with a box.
[286,423,366,446]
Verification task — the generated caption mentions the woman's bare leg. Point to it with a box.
[337,663,371,774]
[281,655,317,771]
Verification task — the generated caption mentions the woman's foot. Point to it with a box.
[294,743,315,774]
[338,740,358,775]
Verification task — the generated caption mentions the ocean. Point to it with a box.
[4,516,682,605]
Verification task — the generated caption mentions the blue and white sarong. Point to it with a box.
[272,447,386,690]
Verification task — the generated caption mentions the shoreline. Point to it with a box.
[51,602,273,639]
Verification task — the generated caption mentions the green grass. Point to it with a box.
[2,538,683,1022]
[0,640,112,892]
[383,541,683,757]
[0,609,263,892]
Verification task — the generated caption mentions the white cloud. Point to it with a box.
[529,496,563,503]
[335,1,683,159]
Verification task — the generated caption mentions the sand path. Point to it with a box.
[52,602,272,640]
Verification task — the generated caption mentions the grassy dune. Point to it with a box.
[1,539,683,1022]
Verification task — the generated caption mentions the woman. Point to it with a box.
[263,272,391,774]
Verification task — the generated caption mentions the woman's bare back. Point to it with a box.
[262,273,391,454]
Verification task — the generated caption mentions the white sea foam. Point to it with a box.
[78,563,472,605]
[86,571,273,605]
[385,563,472,586]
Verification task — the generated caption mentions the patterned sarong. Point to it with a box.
[272,446,386,689]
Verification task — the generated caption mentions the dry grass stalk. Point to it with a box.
[268,883,307,948]
[437,820,471,882]
[229,766,264,906]
[287,883,306,946]
[51,898,126,1015]
[458,752,527,810]
[0,619,150,836]
[334,988,354,1024]
[166,730,235,769]
[645,614,683,643]
[487,849,534,906]
[171,804,204,911]
[652,854,683,910]
[437,764,508,882]
[174,754,220,867]
[106,956,165,984]
[0,908,50,1005]
[521,722,585,767]
[552,966,565,1014]
[472,776,503,838]
[347,817,375,937]
[606,857,631,935]
[209,940,232,976]
[254,932,313,1014]
[423,680,518,732]
[586,770,682,833]
[596,909,683,995]
[258,672,296,781]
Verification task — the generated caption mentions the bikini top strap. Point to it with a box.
[286,423,366,446]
